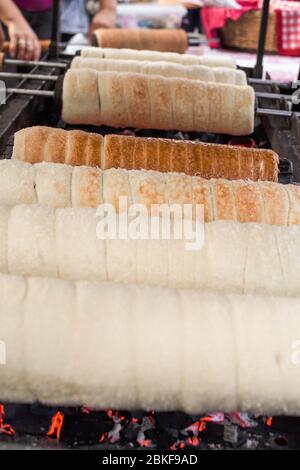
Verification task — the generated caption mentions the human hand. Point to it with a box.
[89,8,116,36]
[6,17,41,61]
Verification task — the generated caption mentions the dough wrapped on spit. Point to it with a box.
[103,134,278,181]
[0,205,300,296]
[12,126,103,166]
[62,69,254,134]
[92,28,189,54]
[71,57,247,86]
[0,161,298,226]
[13,127,278,182]
[1,272,300,415]
[81,47,236,69]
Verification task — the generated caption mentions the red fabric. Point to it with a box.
[201,0,300,55]
[273,1,300,55]
[201,0,259,47]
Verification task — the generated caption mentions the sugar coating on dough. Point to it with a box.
[62,70,254,135]
[1,205,300,297]
[71,57,246,86]
[81,47,237,69]
[0,272,300,414]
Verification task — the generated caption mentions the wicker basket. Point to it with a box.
[220,10,278,53]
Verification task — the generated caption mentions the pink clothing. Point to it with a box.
[14,0,52,11]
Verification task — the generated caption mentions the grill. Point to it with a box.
[1,403,300,450]
[0,68,296,185]
[0,0,299,451]
[0,58,299,450]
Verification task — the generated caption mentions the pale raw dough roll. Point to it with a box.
[71,57,247,86]
[7,204,58,278]
[71,166,103,208]
[81,47,236,69]
[1,205,300,296]
[62,69,254,135]
[102,168,137,284]
[62,69,102,126]
[0,274,33,403]
[35,162,72,208]
[1,272,300,414]
[0,161,299,225]
[0,206,10,274]
[56,207,107,282]
[0,159,36,206]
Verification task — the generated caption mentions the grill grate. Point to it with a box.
[0,56,299,450]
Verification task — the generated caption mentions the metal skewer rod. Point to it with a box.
[6,88,55,97]
[0,72,58,81]
[248,77,291,86]
[4,58,67,69]
[4,88,298,119]
[255,91,294,101]
[257,108,300,117]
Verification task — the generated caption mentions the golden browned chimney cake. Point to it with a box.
[104,135,279,182]
[12,127,279,182]
[12,126,103,166]
[93,29,189,54]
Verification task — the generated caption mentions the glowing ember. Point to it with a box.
[0,404,15,437]
[188,436,200,447]
[202,413,224,423]
[137,429,153,448]
[142,439,152,448]
[266,416,273,427]
[47,411,64,441]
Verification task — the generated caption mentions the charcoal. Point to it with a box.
[2,403,300,449]
[141,416,155,432]
[4,404,55,435]
[155,411,194,430]
[145,428,175,450]
[121,422,140,442]
[59,410,114,446]
[115,410,132,424]
[130,410,147,422]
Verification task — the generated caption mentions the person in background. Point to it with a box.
[0,0,54,60]
[61,0,117,41]
[180,1,202,33]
